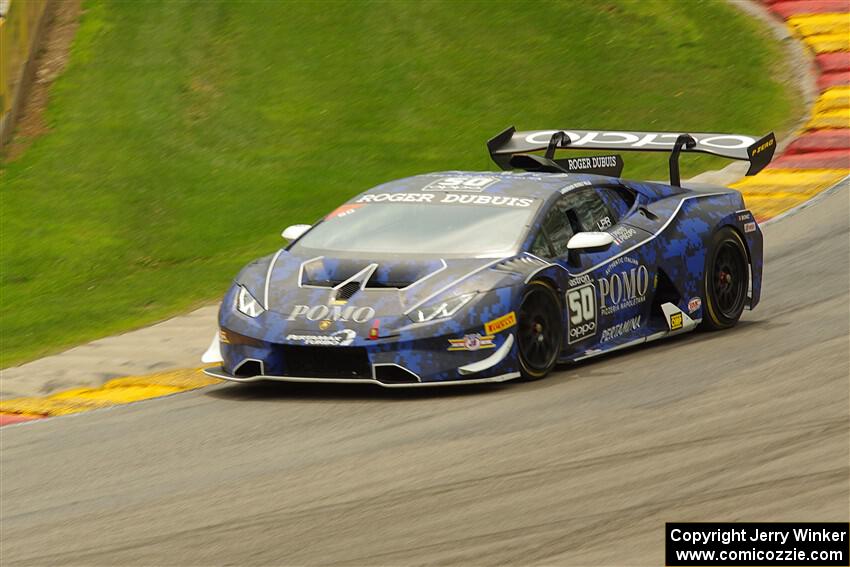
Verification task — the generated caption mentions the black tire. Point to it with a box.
[700,227,749,330]
[517,280,563,380]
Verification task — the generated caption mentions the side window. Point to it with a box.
[542,204,574,256]
[559,188,615,232]
[530,231,552,258]
[596,186,635,221]
[530,201,575,259]
[530,188,618,259]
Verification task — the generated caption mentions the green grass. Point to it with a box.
[0,0,799,367]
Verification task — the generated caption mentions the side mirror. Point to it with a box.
[281,224,311,241]
[567,231,615,251]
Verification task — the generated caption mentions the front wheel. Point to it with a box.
[700,227,749,330]
[517,281,563,380]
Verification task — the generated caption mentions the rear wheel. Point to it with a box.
[517,281,563,380]
[700,227,749,330]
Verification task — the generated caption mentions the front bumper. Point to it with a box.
[208,329,520,386]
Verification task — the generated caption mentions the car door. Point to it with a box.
[529,185,654,356]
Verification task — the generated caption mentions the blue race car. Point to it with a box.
[202,127,775,386]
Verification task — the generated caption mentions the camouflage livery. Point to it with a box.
[203,169,763,387]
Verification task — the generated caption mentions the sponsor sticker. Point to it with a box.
[448,333,496,352]
[559,180,592,194]
[422,176,499,192]
[669,312,683,331]
[286,329,356,346]
[440,194,534,207]
[356,193,534,208]
[288,304,375,323]
[567,282,597,344]
[603,256,639,276]
[749,136,775,156]
[598,260,650,316]
[563,155,620,172]
[610,225,637,244]
[357,193,435,204]
[523,130,756,151]
[688,297,702,313]
[484,312,517,335]
[744,221,756,233]
[600,315,641,342]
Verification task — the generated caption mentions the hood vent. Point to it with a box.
[328,264,378,303]
[300,257,447,290]
[301,257,363,288]
[364,263,442,289]
[335,281,362,302]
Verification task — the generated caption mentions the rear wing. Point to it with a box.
[487,127,776,186]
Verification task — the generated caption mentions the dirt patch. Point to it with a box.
[2,0,83,162]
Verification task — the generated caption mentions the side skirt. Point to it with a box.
[565,321,701,363]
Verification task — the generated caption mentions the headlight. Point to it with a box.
[235,285,265,318]
[409,293,475,323]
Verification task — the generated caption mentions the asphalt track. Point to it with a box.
[1,182,848,566]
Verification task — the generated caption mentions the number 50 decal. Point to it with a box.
[566,284,597,344]
[422,176,498,192]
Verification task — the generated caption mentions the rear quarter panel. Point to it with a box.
[621,186,757,321]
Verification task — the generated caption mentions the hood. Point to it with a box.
[233,250,546,325]
[267,252,538,311]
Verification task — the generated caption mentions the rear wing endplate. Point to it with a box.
[487,127,776,186]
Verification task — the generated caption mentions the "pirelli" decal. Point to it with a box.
[484,312,517,335]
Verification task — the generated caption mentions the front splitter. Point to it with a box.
[203,366,520,388]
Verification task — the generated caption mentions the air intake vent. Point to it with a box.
[374,364,419,384]
[234,359,264,378]
[280,346,371,379]
[650,268,681,325]
[335,281,361,302]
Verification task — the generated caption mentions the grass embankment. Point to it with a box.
[0,0,799,367]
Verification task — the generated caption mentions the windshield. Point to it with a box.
[290,199,542,258]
